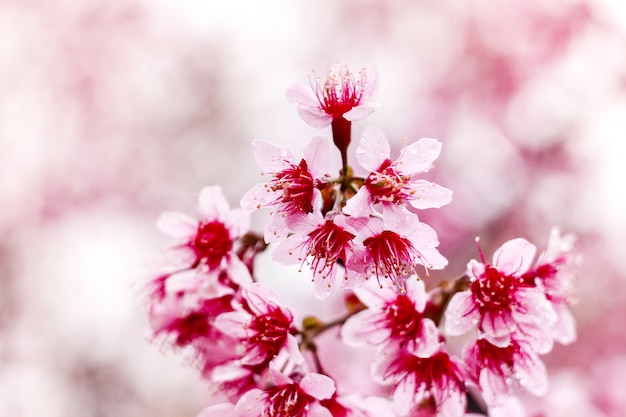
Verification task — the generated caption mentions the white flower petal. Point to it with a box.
[356,125,391,172]
[397,137,442,174]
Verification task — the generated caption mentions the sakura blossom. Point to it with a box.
[235,367,336,417]
[157,185,252,285]
[463,337,548,407]
[214,282,304,367]
[444,238,557,349]
[374,347,467,417]
[343,125,452,217]
[240,136,332,243]
[347,204,447,291]
[286,62,379,129]
[341,278,440,358]
[272,210,358,299]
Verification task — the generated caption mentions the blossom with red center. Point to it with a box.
[374,347,466,416]
[341,278,440,358]
[157,185,252,285]
[445,238,557,349]
[342,125,452,217]
[347,205,447,291]
[523,227,578,345]
[235,367,336,417]
[215,282,304,367]
[463,337,548,407]
[286,62,379,129]
[272,209,357,299]
[240,136,332,243]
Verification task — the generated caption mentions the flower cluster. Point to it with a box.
[144,63,579,417]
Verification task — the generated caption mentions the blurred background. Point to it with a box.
[1,0,626,416]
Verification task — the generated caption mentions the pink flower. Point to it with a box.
[343,125,452,217]
[374,347,466,417]
[235,367,336,417]
[346,205,447,291]
[157,185,251,285]
[215,282,304,367]
[240,136,332,243]
[272,210,357,300]
[341,278,440,358]
[445,238,557,349]
[286,63,379,129]
[463,337,548,407]
[523,227,578,345]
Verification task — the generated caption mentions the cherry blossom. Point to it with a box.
[214,282,304,367]
[374,347,466,417]
[286,62,379,129]
[157,185,252,285]
[343,125,452,217]
[444,238,557,349]
[272,209,358,299]
[346,205,447,291]
[240,136,332,243]
[463,337,548,407]
[235,367,336,417]
[341,278,440,358]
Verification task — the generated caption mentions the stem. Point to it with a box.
[331,117,352,175]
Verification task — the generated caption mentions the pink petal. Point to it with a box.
[285,334,305,365]
[271,234,307,265]
[407,181,453,209]
[437,388,466,417]
[264,213,290,243]
[213,311,250,338]
[198,186,230,220]
[343,104,377,121]
[243,283,276,315]
[410,318,440,358]
[391,376,415,415]
[307,402,333,417]
[550,304,577,345]
[313,270,337,300]
[342,187,373,217]
[251,139,294,173]
[303,135,332,178]
[405,278,427,312]
[297,106,333,128]
[492,238,537,275]
[340,308,388,346]
[444,292,478,336]
[515,353,548,396]
[235,388,265,417]
[286,83,319,107]
[396,137,442,174]
[355,125,391,172]
[156,211,198,239]
[514,288,557,329]
[300,372,336,400]
[269,365,293,385]
[360,63,379,102]
[481,311,515,347]
[240,183,280,211]
[224,208,250,238]
[479,369,510,407]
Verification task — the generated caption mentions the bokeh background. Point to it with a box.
[2,0,626,416]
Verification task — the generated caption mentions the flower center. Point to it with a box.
[313,66,365,119]
[268,159,315,213]
[265,384,313,417]
[363,230,417,284]
[471,265,521,312]
[365,159,412,203]
[385,294,423,341]
[385,351,465,396]
[191,221,233,269]
[474,338,517,377]
[248,307,292,360]
[304,220,355,277]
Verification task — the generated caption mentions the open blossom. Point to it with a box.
[286,62,379,129]
[445,238,557,349]
[347,205,447,291]
[343,125,452,217]
[272,209,358,299]
[214,282,304,367]
[240,136,332,243]
[463,337,548,407]
[157,185,252,285]
[236,367,336,417]
[341,278,440,358]
[374,347,466,417]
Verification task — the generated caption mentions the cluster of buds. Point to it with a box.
[145,63,579,417]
